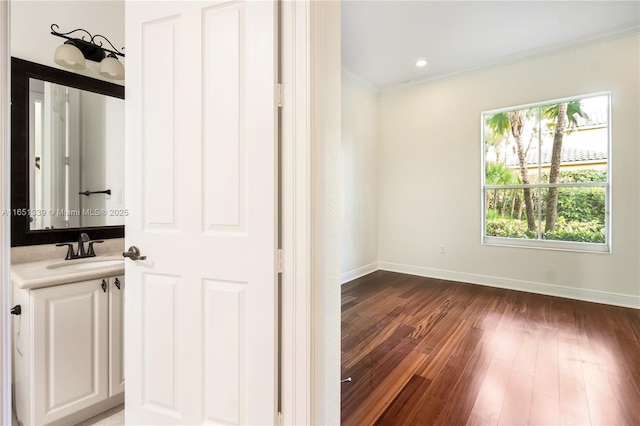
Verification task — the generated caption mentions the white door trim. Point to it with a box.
[0,1,11,425]
[280,2,311,424]
[309,2,341,423]
[281,1,341,425]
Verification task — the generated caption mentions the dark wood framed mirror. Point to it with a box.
[11,57,125,246]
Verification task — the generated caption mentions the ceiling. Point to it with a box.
[341,1,640,93]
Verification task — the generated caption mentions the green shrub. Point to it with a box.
[486,209,501,220]
[542,219,605,243]
[486,169,606,223]
[554,187,605,224]
[485,218,531,239]
[540,169,606,183]
[486,217,605,243]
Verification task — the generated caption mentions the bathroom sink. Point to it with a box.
[46,258,124,270]
[11,252,126,290]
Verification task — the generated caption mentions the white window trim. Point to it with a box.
[480,92,612,254]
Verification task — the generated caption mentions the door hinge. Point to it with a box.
[65,156,70,166]
[277,412,284,426]
[277,248,284,274]
[276,83,284,108]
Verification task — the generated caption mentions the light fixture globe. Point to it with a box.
[54,41,86,70]
[50,25,126,79]
[99,54,125,80]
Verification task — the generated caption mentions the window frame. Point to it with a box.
[480,92,611,253]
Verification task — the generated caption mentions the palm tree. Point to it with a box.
[542,101,588,231]
[485,162,520,214]
[486,110,536,231]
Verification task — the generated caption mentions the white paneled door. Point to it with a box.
[124,1,278,424]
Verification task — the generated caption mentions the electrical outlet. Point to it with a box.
[440,245,446,254]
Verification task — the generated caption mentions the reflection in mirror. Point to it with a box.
[11,57,125,246]
[28,78,125,230]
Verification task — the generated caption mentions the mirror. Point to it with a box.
[11,57,125,246]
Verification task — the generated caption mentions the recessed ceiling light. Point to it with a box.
[416,59,428,67]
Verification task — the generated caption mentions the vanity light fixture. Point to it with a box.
[51,24,125,80]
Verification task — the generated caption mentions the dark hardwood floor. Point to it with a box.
[341,271,640,425]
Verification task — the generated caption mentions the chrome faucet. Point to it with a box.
[56,233,104,260]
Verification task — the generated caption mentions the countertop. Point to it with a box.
[11,252,125,290]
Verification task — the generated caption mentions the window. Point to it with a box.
[482,93,610,252]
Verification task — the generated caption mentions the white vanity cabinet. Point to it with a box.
[13,275,125,426]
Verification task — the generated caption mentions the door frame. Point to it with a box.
[0,1,341,424]
[1,1,11,425]
[280,1,340,424]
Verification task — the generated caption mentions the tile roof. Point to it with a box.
[506,147,607,167]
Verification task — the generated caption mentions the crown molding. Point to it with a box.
[379,26,640,95]
[341,66,379,96]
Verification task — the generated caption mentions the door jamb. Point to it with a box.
[0,1,12,425]
[281,1,341,425]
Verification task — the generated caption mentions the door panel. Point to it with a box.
[125,1,278,424]
[141,273,180,415]
[203,3,245,231]
[32,280,108,424]
[141,16,179,229]
[202,279,245,424]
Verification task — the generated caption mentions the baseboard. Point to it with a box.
[377,261,640,309]
[341,262,379,284]
[48,393,123,426]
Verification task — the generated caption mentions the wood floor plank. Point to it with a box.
[497,371,534,425]
[467,358,512,426]
[374,374,432,425]
[402,327,485,425]
[533,328,559,400]
[529,392,560,425]
[512,328,539,376]
[341,271,640,426]
[342,324,414,390]
[490,326,522,363]
[342,348,427,426]
[581,361,625,425]
[342,307,410,370]
[434,338,494,425]
[607,366,640,425]
[413,305,466,355]
[558,337,592,425]
[415,318,471,378]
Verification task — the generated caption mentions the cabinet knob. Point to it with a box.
[10,305,21,315]
[114,278,121,290]
[101,279,107,292]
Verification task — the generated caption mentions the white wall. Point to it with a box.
[11,0,124,85]
[341,72,378,282]
[377,34,640,307]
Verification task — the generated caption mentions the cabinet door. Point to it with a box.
[32,279,109,425]
[109,275,125,396]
